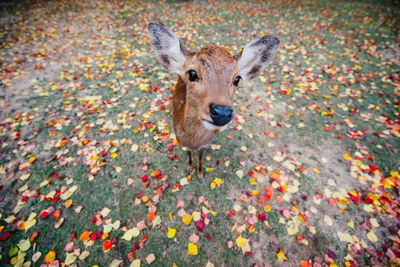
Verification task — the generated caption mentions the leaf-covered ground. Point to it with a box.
[1,0,399,266]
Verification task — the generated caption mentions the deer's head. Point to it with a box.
[148,22,279,132]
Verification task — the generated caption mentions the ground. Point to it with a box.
[0,0,399,266]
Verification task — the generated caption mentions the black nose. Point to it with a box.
[209,104,233,126]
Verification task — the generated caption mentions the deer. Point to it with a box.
[148,22,279,182]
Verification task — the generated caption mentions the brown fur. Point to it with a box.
[172,46,238,150]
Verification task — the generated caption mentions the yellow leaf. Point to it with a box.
[121,228,140,241]
[236,236,244,248]
[25,213,37,232]
[182,214,192,225]
[20,174,31,181]
[121,229,134,241]
[103,224,113,234]
[347,221,354,229]
[44,251,56,264]
[79,250,89,261]
[210,182,216,189]
[65,252,77,265]
[188,243,198,255]
[276,250,288,261]
[367,231,378,243]
[28,156,36,164]
[129,259,141,267]
[338,231,353,243]
[110,259,123,267]
[167,227,176,239]
[287,221,299,235]
[192,212,201,221]
[100,207,111,217]
[9,247,18,257]
[18,239,31,252]
[343,154,352,161]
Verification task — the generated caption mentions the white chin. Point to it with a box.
[202,120,230,132]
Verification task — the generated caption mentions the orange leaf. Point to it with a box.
[79,231,92,242]
[301,260,312,267]
[103,240,113,252]
[44,251,56,264]
[270,171,279,180]
[30,232,38,242]
[52,210,61,219]
[147,212,155,222]
[64,199,73,208]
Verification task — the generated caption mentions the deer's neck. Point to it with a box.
[172,76,188,127]
[171,76,214,150]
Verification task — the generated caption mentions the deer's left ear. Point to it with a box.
[148,22,189,74]
[234,36,280,81]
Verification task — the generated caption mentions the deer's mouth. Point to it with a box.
[201,120,230,132]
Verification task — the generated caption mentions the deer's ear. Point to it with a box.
[235,36,280,81]
[148,22,188,73]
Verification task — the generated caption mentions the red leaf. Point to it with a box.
[132,244,139,251]
[0,232,11,241]
[40,211,50,220]
[195,221,205,232]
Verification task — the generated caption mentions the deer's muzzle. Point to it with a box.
[209,104,233,126]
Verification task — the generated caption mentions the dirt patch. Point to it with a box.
[378,46,400,66]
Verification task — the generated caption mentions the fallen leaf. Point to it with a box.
[44,251,56,264]
[130,259,141,267]
[146,253,155,264]
[102,240,113,252]
[277,250,288,261]
[367,231,378,243]
[64,252,77,265]
[188,243,198,255]
[167,227,176,238]
[189,233,200,244]
[80,231,92,242]
[182,214,193,225]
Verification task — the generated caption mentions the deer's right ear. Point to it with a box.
[148,22,188,73]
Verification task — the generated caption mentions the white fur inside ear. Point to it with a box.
[202,120,230,132]
[237,41,260,80]
[158,34,185,73]
[148,23,187,74]
[237,36,279,81]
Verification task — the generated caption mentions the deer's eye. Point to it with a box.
[233,76,241,86]
[187,70,198,82]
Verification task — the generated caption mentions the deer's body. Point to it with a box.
[148,23,279,181]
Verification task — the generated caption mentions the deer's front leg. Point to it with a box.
[186,150,194,176]
[197,149,204,182]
